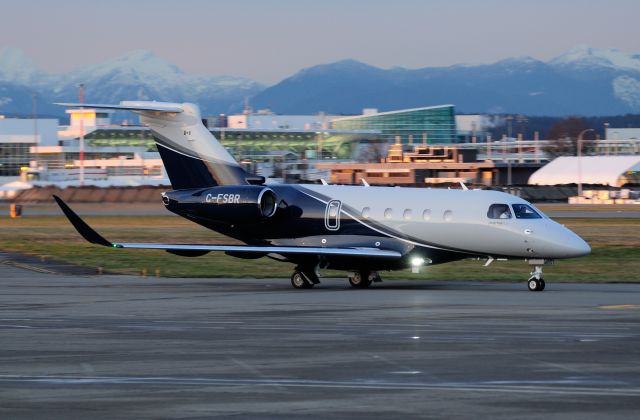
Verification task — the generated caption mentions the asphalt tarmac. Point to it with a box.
[1,263,640,419]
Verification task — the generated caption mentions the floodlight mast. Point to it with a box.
[79,83,85,187]
[577,128,594,198]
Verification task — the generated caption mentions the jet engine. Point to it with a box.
[162,185,280,222]
[198,185,278,221]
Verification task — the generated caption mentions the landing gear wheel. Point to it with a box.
[349,271,372,288]
[368,271,382,283]
[527,278,540,292]
[527,263,547,292]
[291,271,313,289]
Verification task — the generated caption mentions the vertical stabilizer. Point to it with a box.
[56,101,249,189]
[128,102,247,189]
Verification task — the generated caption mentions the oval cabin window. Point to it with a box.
[422,209,431,221]
[384,208,393,219]
[443,210,453,222]
[361,207,371,219]
[403,209,412,220]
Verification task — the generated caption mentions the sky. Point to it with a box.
[1,0,639,84]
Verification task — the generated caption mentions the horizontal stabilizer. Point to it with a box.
[53,195,401,259]
[55,102,183,113]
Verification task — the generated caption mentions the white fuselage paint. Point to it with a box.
[298,184,590,260]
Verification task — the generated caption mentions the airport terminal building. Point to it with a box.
[331,105,458,144]
[0,117,59,177]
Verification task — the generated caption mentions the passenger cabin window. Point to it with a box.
[361,207,371,219]
[512,204,542,219]
[403,209,412,220]
[443,210,453,222]
[384,208,393,219]
[422,209,431,221]
[487,204,512,219]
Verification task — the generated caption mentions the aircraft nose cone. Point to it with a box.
[569,237,591,257]
[561,234,591,258]
[532,222,591,259]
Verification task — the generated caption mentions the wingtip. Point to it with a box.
[52,194,112,247]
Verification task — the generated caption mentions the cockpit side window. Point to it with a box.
[512,204,542,219]
[487,204,512,219]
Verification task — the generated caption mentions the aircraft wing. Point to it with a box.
[53,195,402,259]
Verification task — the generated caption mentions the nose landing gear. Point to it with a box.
[527,259,552,291]
[527,276,545,292]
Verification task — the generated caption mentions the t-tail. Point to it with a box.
[56,101,257,188]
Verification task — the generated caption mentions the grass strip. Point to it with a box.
[1,215,638,282]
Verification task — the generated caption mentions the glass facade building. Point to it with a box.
[0,118,58,176]
[0,143,33,176]
[331,105,457,144]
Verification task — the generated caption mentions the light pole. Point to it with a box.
[603,122,610,155]
[79,83,85,186]
[577,128,595,198]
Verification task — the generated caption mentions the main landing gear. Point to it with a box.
[527,263,546,292]
[348,271,381,288]
[290,269,383,289]
[290,266,320,289]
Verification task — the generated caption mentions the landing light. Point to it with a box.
[411,257,425,266]
[411,257,425,274]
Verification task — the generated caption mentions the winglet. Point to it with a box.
[459,181,468,190]
[361,178,370,187]
[53,195,113,247]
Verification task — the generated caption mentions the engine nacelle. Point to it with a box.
[164,185,278,222]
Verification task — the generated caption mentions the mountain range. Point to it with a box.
[0,48,264,117]
[1,46,640,117]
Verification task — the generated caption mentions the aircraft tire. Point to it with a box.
[368,271,382,283]
[291,271,313,289]
[527,278,541,292]
[539,279,546,291]
[349,271,372,288]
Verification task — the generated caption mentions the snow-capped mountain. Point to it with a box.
[251,46,640,116]
[547,46,640,110]
[0,47,45,85]
[50,50,264,115]
[0,49,264,116]
[2,46,640,117]
[549,45,640,72]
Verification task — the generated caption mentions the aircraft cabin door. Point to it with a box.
[324,200,341,231]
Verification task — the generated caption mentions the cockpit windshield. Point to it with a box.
[512,204,542,219]
[487,204,512,219]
